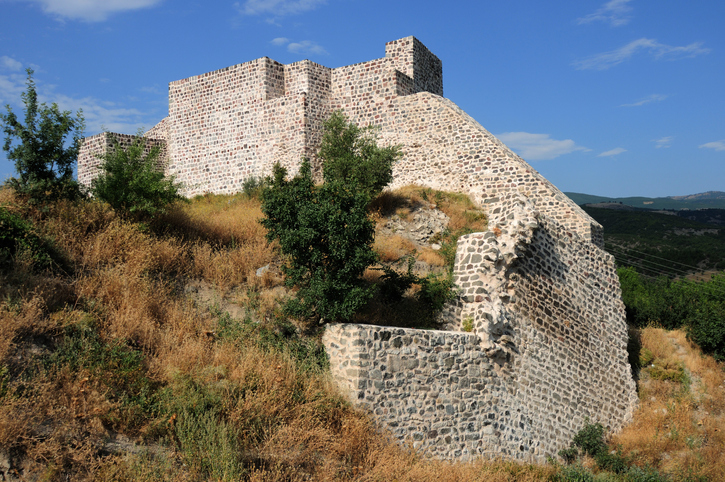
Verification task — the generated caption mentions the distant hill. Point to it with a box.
[565,191,725,210]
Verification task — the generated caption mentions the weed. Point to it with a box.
[42,314,162,430]
[462,316,474,332]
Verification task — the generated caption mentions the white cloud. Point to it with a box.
[577,0,633,27]
[653,136,673,149]
[699,140,725,152]
[496,132,589,161]
[1,56,23,71]
[0,70,154,134]
[288,40,327,55]
[52,93,149,133]
[235,0,326,16]
[22,0,163,22]
[621,93,668,107]
[575,38,710,70]
[598,147,627,157]
[0,72,28,105]
[271,37,290,46]
[271,37,327,56]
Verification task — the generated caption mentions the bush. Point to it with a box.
[319,111,402,199]
[261,160,377,323]
[0,205,54,269]
[618,267,725,360]
[572,420,607,458]
[1,69,84,204]
[91,132,183,221]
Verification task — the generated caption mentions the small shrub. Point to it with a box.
[377,256,417,303]
[558,446,579,465]
[572,420,607,458]
[242,176,265,198]
[417,272,456,312]
[462,316,474,332]
[0,205,56,270]
[92,132,184,221]
[624,466,669,482]
[554,463,595,482]
[436,227,473,272]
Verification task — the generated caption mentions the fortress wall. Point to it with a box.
[323,207,636,462]
[385,36,443,96]
[166,58,306,195]
[76,37,638,463]
[284,60,331,99]
[330,58,401,116]
[284,61,333,176]
[367,92,602,244]
[77,132,167,188]
[323,85,636,461]
[508,215,636,443]
[77,132,108,187]
[323,324,516,460]
[144,116,169,142]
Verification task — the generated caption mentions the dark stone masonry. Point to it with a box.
[78,36,637,462]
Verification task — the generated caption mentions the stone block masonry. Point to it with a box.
[77,132,167,188]
[77,36,637,462]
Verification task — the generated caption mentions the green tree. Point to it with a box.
[319,111,402,199]
[91,132,183,221]
[1,69,85,203]
[261,160,377,323]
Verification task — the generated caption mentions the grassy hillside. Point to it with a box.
[1,186,724,481]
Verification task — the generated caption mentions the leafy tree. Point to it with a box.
[319,111,402,199]
[91,132,183,221]
[1,69,85,203]
[261,160,377,323]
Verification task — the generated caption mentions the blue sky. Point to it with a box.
[0,0,722,198]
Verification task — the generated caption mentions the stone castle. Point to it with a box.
[78,36,638,462]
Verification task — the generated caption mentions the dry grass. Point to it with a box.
[417,247,446,267]
[6,186,725,481]
[612,327,725,480]
[374,234,416,262]
[385,185,487,233]
[161,193,268,246]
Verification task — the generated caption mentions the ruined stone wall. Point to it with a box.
[324,199,637,462]
[360,92,602,244]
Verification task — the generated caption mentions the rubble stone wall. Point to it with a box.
[324,199,637,462]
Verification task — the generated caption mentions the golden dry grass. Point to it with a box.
[6,186,725,481]
[386,185,487,233]
[612,327,725,480]
[374,234,417,262]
